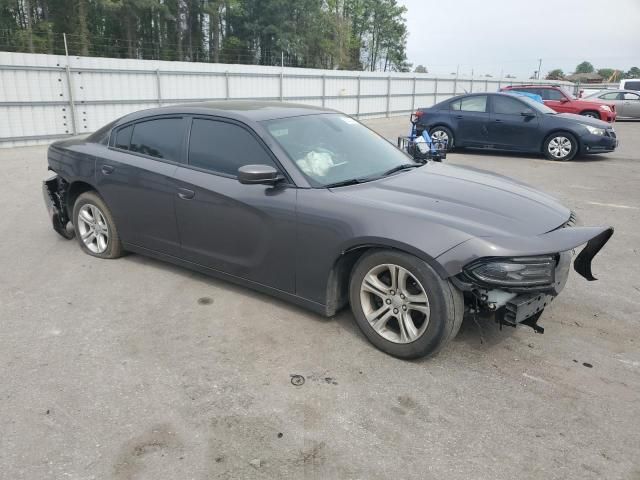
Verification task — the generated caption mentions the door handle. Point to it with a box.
[101,164,115,175]
[455,115,463,119]
[494,119,503,123]
[177,188,195,200]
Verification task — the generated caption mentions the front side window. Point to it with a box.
[493,95,526,115]
[600,92,620,100]
[451,96,488,113]
[541,89,566,101]
[188,119,277,176]
[129,118,184,161]
[263,113,417,187]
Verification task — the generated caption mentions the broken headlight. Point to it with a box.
[465,256,555,287]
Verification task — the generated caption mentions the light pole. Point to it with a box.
[537,58,542,80]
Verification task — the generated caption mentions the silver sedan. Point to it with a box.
[585,89,640,119]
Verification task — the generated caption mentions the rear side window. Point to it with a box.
[114,125,133,150]
[623,81,640,91]
[450,96,488,113]
[623,92,640,100]
[129,118,184,161]
[493,95,526,115]
[188,119,278,177]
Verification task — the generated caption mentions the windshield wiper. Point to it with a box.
[324,178,364,188]
[379,163,422,177]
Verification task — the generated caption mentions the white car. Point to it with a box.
[619,79,640,92]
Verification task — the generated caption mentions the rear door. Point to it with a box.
[97,116,186,256]
[621,91,640,117]
[449,95,490,146]
[173,117,297,293]
[488,95,540,151]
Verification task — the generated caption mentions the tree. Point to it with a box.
[575,61,594,74]
[414,65,427,73]
[597,68,615,81]
[626,67,640,79]
[546,69,565,80]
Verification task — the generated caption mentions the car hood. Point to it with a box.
[330,162,571,238]
[555,113,611,128]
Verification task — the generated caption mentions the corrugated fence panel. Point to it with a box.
[0,52,577,147]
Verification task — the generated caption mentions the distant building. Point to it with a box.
[565,72,603,84]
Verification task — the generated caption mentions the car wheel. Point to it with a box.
[349,250,463,359]
[429,126,454,151]
[543,133,578,161]
[72,191,123,259]
[580,111,600,119]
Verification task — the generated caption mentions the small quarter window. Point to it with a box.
[114,125,133,150]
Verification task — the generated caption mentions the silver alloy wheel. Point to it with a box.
[360,263,430,344]
[582,112,598,118]
[77,204,109,254]
[431,129,449,144]
[547,136,572,159]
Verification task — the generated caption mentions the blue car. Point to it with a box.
[413,92,617,161]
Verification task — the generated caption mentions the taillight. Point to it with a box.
[411,110,424,123]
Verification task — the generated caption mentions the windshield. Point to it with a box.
[262,113,416,187]
[518,96,558,115]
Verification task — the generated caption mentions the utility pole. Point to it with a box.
[537,58,542,80]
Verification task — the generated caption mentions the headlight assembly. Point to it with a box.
[582,124,605,136]
[465,256,556,287]
[599,105,612,112]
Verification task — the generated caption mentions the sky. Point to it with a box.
[397,0,640,79]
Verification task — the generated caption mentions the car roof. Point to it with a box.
[114,100,337,126]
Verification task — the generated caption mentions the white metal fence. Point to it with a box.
[0,52,575,148]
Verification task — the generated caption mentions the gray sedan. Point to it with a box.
[43,102,613,359]
[585,89,640,119]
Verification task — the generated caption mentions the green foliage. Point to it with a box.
[625,67,640,79]
[574,61,594,74]
[545,69,564,80]
[414,65,427,73]
[0,0,409,70]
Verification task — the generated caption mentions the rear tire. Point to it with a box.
[543,132,578,161]
[429,126,455,151]
[349,250,463,359]
[72,191,123,259]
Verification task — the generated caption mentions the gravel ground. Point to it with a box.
[1,118,639,480]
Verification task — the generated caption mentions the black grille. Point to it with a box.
[562,211,577,228]
[607,130,616,139]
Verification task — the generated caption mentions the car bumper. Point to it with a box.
[600,111,616,122]
[43,173,74,239]
[581,132,618,154]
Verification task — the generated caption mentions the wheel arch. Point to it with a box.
[323,241,448,317]
[541,129,580,153]
[66,180,99,219]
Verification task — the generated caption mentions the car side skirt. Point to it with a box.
[123,242,331,317]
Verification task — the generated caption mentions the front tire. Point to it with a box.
[429,126,455,151]
[72,191,123,259]
[349,250,463,359]
[580,111,600,119]
[543,132,578,161]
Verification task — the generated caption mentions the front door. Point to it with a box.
[620,91,640,117]
[174,117,297,293]
[488,95,540,151]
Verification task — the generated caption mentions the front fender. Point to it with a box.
[436,226,614,280]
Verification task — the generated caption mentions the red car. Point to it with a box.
[500,85,616,122]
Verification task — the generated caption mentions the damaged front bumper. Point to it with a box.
[43,173,74,239]
[442,225,614,332]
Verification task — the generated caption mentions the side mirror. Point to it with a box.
[559,97,570,103]
[520,109,536,117]
[238,164,283,185]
